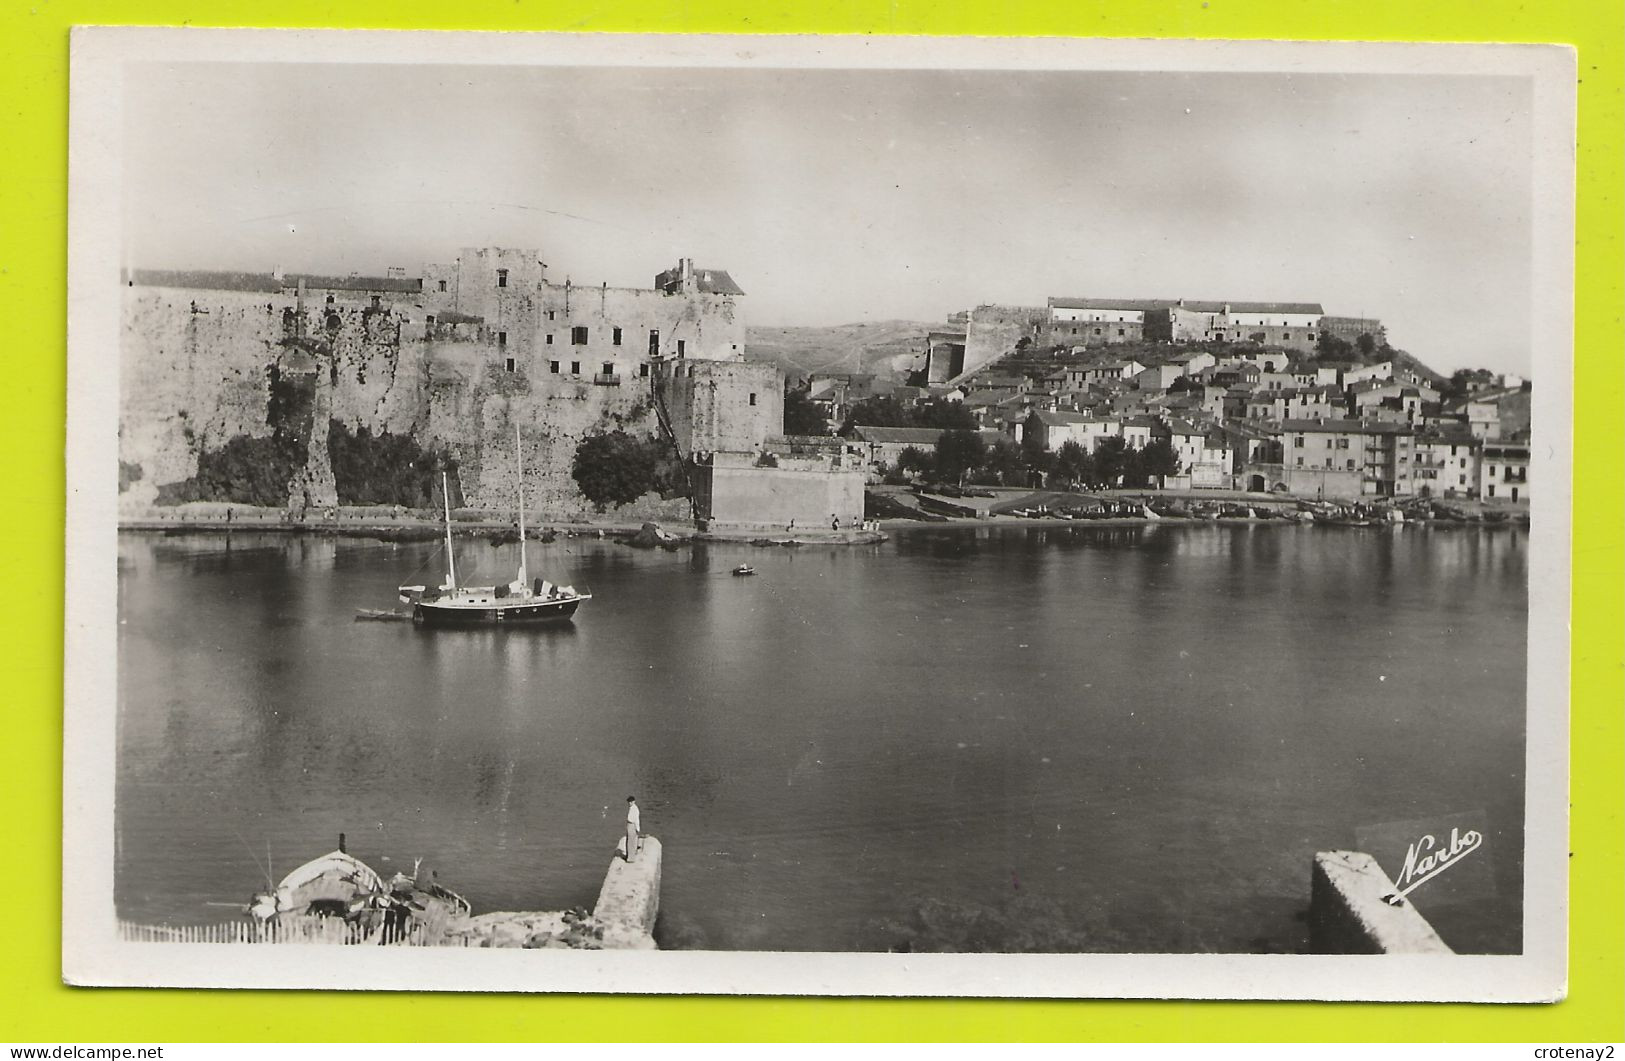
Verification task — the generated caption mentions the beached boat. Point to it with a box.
[400,430,591,627]
[248,839,471,944]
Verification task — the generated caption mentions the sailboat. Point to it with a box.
[398,429,591,627]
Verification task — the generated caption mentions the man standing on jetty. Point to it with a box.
[624,795,641,862]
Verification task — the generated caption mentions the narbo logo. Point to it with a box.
[1382,826,1483,906]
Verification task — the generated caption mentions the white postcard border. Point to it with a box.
[65,27,1576,1001]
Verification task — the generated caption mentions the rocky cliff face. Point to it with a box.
[119,286,678,519]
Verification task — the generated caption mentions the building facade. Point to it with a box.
[1281,419,1417,499]
[1478,440,1530,504]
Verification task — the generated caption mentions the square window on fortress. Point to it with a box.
[438,280,448,292]
[549,361,560,374]
[497,269,508,288]
[613,327,623,346]
[572,326,589,345]
[749,393,757,406]
[639,364,649,378]
[548,310,555,321]
[571,361,581,375]
[504,357,516,373]
[498,331,507,347]
[545,334,553,345]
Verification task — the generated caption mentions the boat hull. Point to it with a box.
[413,596,584,627]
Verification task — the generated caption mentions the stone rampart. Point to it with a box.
[119,284,721,519]
[694,452,865,529]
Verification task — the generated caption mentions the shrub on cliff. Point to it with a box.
[156,364,318,507]
[160,434,307,507]
[572,431,686,510]
[327,421,454,507]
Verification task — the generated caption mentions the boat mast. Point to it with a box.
[442,471,457,591]
[515,425,528,589]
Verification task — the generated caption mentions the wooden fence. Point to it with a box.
[117,916,474,946]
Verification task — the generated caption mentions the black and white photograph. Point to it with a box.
[64,29,1574,1000]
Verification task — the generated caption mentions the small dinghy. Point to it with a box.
[732,564,756,577]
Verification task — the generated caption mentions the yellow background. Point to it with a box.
[3,0,1620,1043]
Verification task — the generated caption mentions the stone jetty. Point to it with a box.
[439,836,662,950]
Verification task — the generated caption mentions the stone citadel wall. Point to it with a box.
[119,280,775,520]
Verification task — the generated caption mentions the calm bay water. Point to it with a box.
[116,522,1527,953]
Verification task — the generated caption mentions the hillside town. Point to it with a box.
[804,296,1532,509]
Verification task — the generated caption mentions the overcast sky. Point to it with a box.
[123,62,1534,374]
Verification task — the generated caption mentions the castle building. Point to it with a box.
[1044,298,1159,345]
[118,246,809,521]
[1043,296,1330,354]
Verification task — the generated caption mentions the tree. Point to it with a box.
[980,438,1025,485]
[840,395,911,434]
[782,386,828,435]
[1316,332,1355,362]
[1020,414,1051,467]
[1122,438,1179,488]
[1140,438,1180,478]
[896,446,934,474]
[1055,439,1092,487]
[1440,367,1497,404]
[1355,332,1378,359]
[915,399,977,431]
[934,429,986,484]
[571,430,683,509]
[1092,435,1129,488]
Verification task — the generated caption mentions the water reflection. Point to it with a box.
[116,524,1527,953]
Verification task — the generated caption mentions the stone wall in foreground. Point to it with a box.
[1308,850,1454,955]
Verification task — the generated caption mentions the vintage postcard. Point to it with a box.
[65,28,1574,999]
